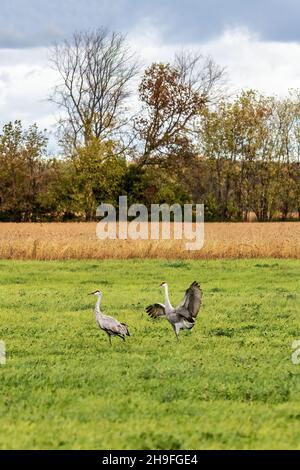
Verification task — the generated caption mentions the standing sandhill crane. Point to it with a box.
[90,290,130,345]
[146,281,202,340]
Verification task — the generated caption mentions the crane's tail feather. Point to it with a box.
[184,319,195,330]
[121,323,130,336]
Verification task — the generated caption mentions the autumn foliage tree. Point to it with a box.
[199,90,300,220]
[135,53,225,166]
[0,121,48,221]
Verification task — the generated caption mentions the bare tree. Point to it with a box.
[49,28,139,151]
[174,51,226,104]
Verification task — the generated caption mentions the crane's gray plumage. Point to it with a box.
[90,290,130,345]
[146,281,203,340]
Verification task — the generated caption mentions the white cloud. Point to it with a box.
[202,28,300,95]
[0,48,59,151]
[129,25,300,96]
[1,27,300,152]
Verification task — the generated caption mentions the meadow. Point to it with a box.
[0,222,299,260]
[0,258,299,450]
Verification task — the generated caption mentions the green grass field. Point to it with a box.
[0,259,299,450]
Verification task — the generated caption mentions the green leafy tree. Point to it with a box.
[72,138,127,220]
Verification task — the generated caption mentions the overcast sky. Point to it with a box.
[1,0,300,151]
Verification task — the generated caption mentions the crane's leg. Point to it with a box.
[173,324,180,341]
[108,334,112,346]
[117,334,126,342]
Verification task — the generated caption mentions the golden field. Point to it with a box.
[0,222,299,259]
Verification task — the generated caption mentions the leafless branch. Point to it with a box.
[49,28,140,151]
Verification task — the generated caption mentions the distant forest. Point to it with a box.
[0,29,299,222]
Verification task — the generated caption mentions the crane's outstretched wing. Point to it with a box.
[146,303,166,319]
[176,281,202,319]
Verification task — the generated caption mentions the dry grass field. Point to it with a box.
[0,222,299,260]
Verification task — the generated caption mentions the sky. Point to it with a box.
[1,0,300,151]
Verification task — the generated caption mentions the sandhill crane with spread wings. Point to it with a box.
[90,290,130,345]
[146,281,203,340]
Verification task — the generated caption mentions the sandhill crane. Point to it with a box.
[146,281,202,340]
[90,290,130,345]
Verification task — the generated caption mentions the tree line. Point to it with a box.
[0,28,299,222]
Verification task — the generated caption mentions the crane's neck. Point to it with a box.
[163,284,173,313]
[95,296,103,319]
